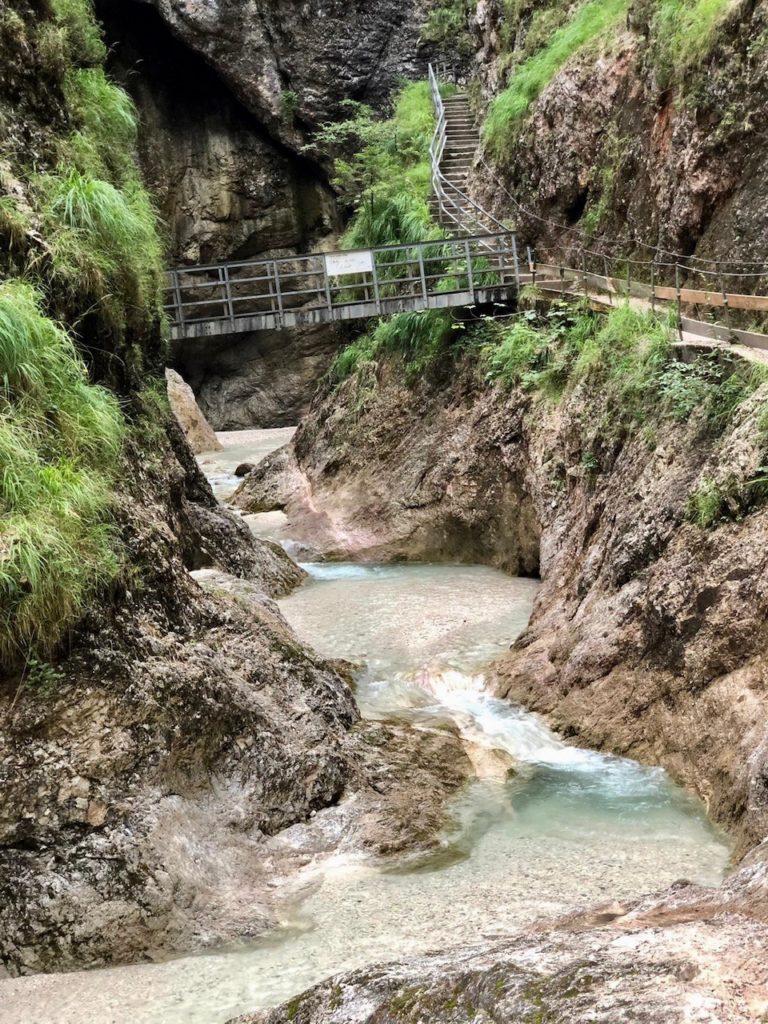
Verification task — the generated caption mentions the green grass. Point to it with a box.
[0,281,124,666]
[0,196,30,252]
[62,67,138,181]
[330,310,452,383]
[651,0,734,87]
[0,0,168,669]
[36,166,165,335]
[485,0,628,161]
[47,0,107,66]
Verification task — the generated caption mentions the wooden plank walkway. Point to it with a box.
[531,264,768,362]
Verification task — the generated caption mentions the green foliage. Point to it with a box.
[280,89,299,123]
[0,281,124,665]
[0,0,169,667]
[0,196,30,251]
[688,476,727,528]
[36,167,165,334]
[344,192,435,251]
[62,67,138,181]
[330,310,452,383]
[688,467,768,529]
[484,318,545,388]
[312,82,438,247]
[581,131,624,238]
[421,0,475,55]
[650,0,733,87]
[24,657,65,694]
[330,334,380,382]
[3,1,167,352]
[48,0,107,66]
[485,0,628,161]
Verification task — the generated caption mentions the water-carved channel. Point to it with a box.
[1,433,731,1024]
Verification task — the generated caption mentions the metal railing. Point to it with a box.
[523,245,768,352]
[165,231,522,339]
[428,64,513,245]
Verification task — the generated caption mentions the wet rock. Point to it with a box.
[470,3,768,266]
[232,874,768,1023]
[165,368,221,454]
[238,350,768,861]
[235,462,256,478]
[235,367,541,573]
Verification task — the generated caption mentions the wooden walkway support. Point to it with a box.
[166,232,521,341]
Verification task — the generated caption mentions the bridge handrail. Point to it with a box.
[166,230,516,279]
[165,230,520,333]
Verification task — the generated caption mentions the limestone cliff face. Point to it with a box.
[136,0,430,151]
[100,0,434,428]
[102,1,338,266]
[232,340,768,1023]
[470,0,768,265]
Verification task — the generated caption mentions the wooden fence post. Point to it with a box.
[675,262,683,340]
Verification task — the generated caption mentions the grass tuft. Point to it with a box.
[48,0,106,66]
[485,0,628,162]
[36,167,165,334]
[0,281,124,665]
[651,0,734,87]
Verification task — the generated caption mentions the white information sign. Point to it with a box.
[325,250,374,276]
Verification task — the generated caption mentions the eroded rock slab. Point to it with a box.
[231,883,768,1024]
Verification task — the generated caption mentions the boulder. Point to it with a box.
[165,368,222,454]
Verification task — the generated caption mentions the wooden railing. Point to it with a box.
[166,232,522,340]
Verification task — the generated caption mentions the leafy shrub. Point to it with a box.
[312,81,438,246]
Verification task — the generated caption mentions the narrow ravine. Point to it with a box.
[0,432,731,1024]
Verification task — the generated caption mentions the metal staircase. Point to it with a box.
[428,64,516,249]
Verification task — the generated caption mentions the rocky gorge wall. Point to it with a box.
[236,331,768,856]
[98,0,442,429]
[0,0,471,976]
[469,0,768,266]
[232,324,768,1021]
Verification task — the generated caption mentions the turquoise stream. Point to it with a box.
[0,443,731,1024]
